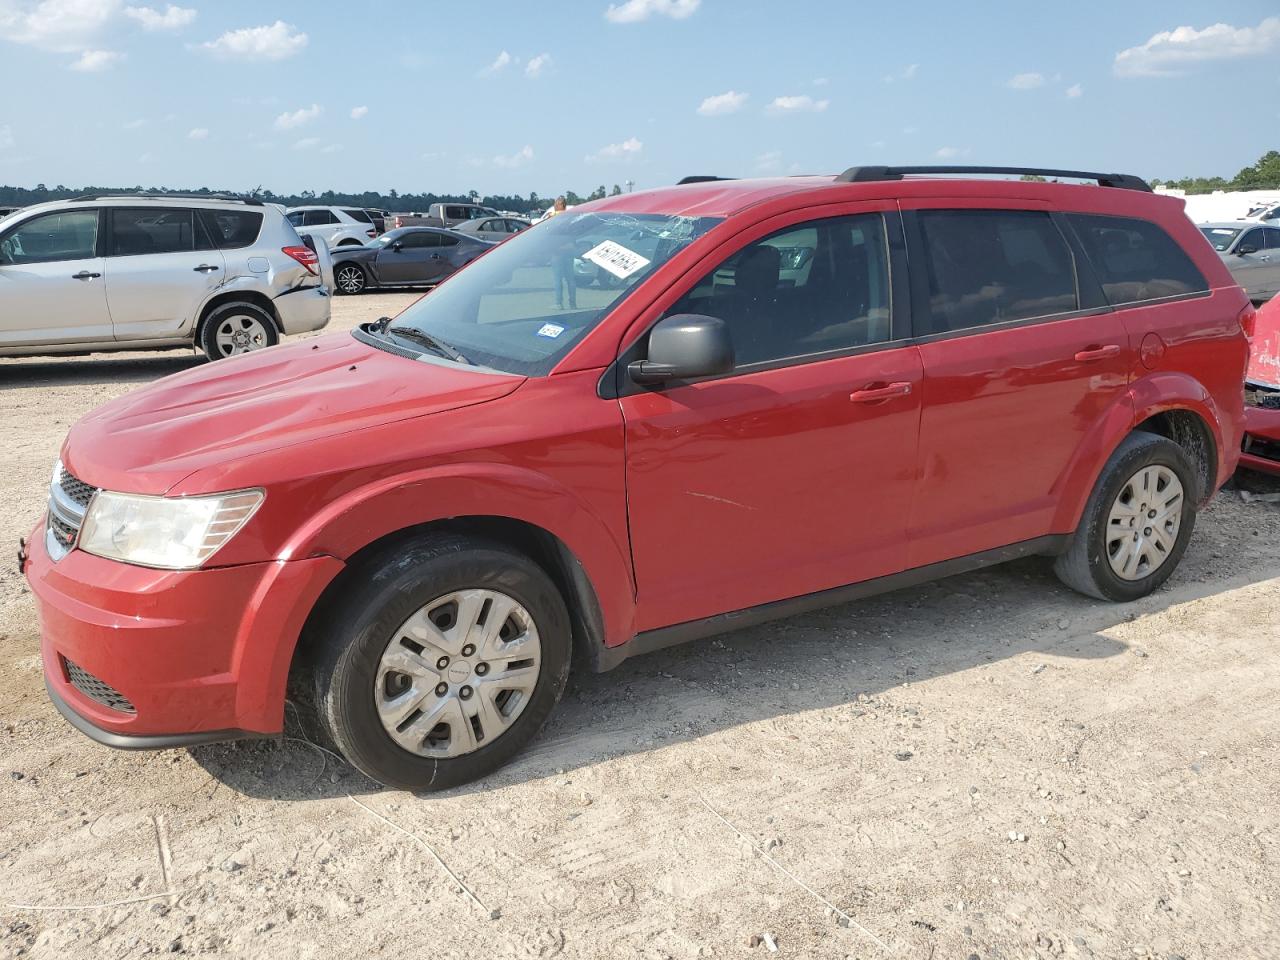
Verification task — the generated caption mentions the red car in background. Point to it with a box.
[1241,293,1280,476]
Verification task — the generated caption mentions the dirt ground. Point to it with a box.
[2,294,1279,960]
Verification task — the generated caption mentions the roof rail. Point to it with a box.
[676,176,736,185]
[67,193,265,206]
[834,165,1152,192]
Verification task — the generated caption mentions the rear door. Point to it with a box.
[903,202,1131,567]
[303,209,339,245]
[0,208,113,346]
[103,207,225,342]
[620,203,923,630]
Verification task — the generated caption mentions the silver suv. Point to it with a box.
[0,194,333,361]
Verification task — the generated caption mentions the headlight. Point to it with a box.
[78,489,264,570]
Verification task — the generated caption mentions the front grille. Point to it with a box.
[46,464,98,561]
[58,471,97,508]
[64,658,136,714]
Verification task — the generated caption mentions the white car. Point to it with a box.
[286,206,378,249]
[0,194,332,361]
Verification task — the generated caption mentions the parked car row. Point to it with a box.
[1199,220,1280,304]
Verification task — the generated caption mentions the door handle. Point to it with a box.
[71,271,101,280]
[1074,344,1121,362]
[193,264,220,273]
[850,381,912,403]
[429,254,443,260]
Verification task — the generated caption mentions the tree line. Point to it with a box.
[1151,149,1280,194]
[0,183,628,214]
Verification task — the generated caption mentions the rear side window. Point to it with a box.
[303,209,336,227]
[1068,214,1208,305]
[109,208,195,256]
[445,206,468,220]
[915,209,1078,335]
[286,211,304,226]
[197,209,264,250]
[342,208,373,223]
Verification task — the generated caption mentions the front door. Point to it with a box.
[901,204,1132,567]
[0,208,113,347]
[377,231,445,284]
[103,207,226,342]
[620,205,923,632]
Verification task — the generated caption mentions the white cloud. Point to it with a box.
[755,150,782,172]
[0,125,14,151]
[70,48,124,71]
[812,77,829,87]
[292,137,321,150]
[350,105,368,120]
[935,146,971,159]
[0,0,122,52]
[123,117,146,129]
[525,52,551,77]
[586,136,642,162]
[605,0,699,23]
[493,144,534,168]
[321,143,343,154]
[697,90,748,116]
[1007,72,1045,89]
[187,127,208,140]
[201,20,308,61]
[1066,83,1083,99]
[768,95,829,114]
[482,49,512,75]
[882,63,918,83]
[274,103,321,130]
[123,4,194,30]
[1114,16,1280,77]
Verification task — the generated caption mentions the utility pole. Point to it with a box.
[625,179,635,193]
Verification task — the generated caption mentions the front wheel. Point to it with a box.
[1054,431,1198,602]
[334,264,367,295]
[308,534,572,791]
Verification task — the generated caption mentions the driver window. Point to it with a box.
[0,210,99,264]
[664,213,891,368]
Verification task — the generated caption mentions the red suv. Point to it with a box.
[24,165,1252,790]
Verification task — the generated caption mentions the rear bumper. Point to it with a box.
[274,286,331,336]
[25,519,343,745]
[1241,403,1280,476]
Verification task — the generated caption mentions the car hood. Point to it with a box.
[63,333,524,495]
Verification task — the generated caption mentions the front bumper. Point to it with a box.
[274,286,331,336]
[1241,401,1280,477]
[25,519,343,746]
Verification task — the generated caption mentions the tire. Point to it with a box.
[334,263,367,295]
[1054,431,1198,602]
[308,534,572,791]
[199,301,279,360]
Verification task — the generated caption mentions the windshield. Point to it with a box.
[376,210,721,375]
[1199,226,1241,252]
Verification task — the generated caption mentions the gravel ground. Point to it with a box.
[2,293,1279,960]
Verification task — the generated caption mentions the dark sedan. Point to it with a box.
[331,227,493,294]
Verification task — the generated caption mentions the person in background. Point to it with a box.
[546,196,568,218]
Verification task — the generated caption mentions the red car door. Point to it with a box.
[618,204,924,632]
[901,202,1132,567]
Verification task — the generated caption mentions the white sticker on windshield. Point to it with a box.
[537,323,565,338]
[582,240,651,279]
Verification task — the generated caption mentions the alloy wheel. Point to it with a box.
[373,589,542,758]
[1105,464,1184,581]
[212,314,272,356]
[336,265,365,294]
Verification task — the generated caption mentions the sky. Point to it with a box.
[0,0,1276,197]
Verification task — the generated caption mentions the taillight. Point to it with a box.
[1240,303,1257,339]
[282,245,319,275]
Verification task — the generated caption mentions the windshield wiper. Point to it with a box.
[385,325,472,365]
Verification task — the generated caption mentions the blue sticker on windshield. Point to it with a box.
[537,323,565,339]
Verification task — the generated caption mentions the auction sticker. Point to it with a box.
[582,240,650,279]
[537,323,565,338]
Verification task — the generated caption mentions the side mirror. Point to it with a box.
[1236,243,1258,256]
[628,314,735,385]
[390,240,404,251]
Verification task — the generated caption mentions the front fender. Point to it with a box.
[280,462,637,647]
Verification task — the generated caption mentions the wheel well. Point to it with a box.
[196,291,283,341]
[290,517,609,687]
[1134,409,1217,501]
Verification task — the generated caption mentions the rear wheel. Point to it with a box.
[309,534,572,791]
[335,264,367,295]
[1054,431,1198,601]
[199,301,278,360]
